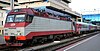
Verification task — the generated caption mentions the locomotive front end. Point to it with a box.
[4,14,27,46]
[4,8,33,46]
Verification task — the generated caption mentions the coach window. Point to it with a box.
[26,15,33,22]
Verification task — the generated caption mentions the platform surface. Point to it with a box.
[57,33,100,51]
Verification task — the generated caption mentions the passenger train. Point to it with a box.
[4,8,99,46]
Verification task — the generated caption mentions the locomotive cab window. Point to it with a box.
[6,15,14,22]
[26,15,33,22]
[15,14,25,22]
[6,14,25,22]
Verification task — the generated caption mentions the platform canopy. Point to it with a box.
[17,0,71,3]
[0,0,81,18]
[0,0,19,8]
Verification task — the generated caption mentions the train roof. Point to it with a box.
[76,22,89,25]
[76,22,98,26]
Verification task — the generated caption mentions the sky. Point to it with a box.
[69,0,100,13]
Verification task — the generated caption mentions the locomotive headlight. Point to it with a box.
[17,31,22,35]
[17,32,22,35]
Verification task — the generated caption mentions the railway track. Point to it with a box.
[0,44,12,51]
[19,31,100,51]
[0,45,25,51]
[0,31,99,51]
[0,44,7,50]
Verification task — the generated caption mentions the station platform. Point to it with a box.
[57,33,100,51]
[0,35,6,45]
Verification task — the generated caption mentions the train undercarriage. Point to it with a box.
[5,30,97,46]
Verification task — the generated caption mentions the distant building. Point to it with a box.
[82,14,100,22]
[82,14,100,25]
[81,9,100,25]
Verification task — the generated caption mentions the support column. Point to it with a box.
[10,0,14,10]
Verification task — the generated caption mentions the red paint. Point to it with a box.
[4,22,30,28]
[43,13,49,18]
[9,8,34,15]
[26,30,74,39]
[8,12,27,15]
[4,36,10,40]
[16,36,26,40]
[76,23,82,34]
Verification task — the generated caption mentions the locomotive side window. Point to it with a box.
[15,14,25,22]
[26,15,33,23]
[6,15,14,22]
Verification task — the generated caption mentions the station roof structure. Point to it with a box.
[0,0,81,18]
[17,0,71,4]
[0,0,19,8]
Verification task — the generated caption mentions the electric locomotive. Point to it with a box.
[4,8,77,46]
